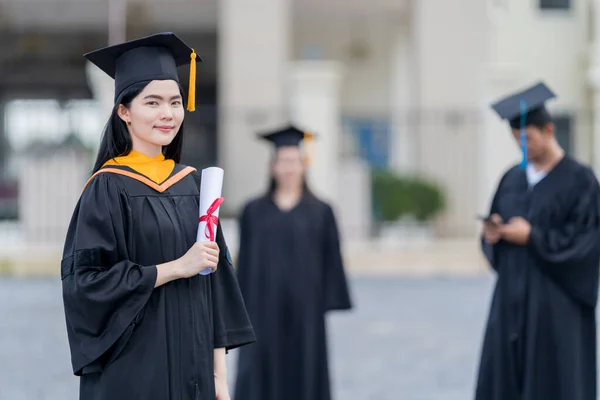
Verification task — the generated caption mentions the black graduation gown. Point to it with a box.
[475,156,600,400]
[61,164,256,400]
[233,193,352,400]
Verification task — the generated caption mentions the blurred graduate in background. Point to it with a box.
[475,81,600,400]
[233,125,353,400]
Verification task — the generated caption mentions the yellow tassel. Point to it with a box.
[303,132,314,166]
[187,49,197,112]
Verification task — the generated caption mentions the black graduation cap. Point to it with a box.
[258,125,317,164]
[83,32,201,112]
[491,81,556,129]
[258,125,315,148]
[490,81,556,169]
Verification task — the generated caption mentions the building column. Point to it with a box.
[218,0,291,214]
[84,0,127,124]
[389,20,417,174]
[288,60,343,204]
[411,0,490,236]
[588,0,600,175]
[287,60,370,241]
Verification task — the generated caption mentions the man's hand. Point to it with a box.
[499,216,531,245]
[482,213,503,245]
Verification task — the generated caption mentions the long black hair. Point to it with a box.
[91,81,186,173]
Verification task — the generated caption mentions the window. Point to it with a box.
[5,99,103,152]
[553,114,572,155]
[1,99,104,221]
[342,116,391,168]
[540,0,570,10]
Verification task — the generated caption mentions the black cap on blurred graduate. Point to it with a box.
[491,81,556,130]
[83,32,201,112]
[490,81,556,169]
[258,124,317,164]
[259,125,316,148]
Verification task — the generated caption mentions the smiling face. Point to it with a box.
[117,80,184,156]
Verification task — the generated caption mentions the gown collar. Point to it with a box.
[102,150,175,184]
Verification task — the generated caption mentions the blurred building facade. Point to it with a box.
[0,0,595,249]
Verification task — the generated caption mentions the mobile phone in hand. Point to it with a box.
[476,214,494,223]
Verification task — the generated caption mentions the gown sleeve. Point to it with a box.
[528,168,600,307]
[322,204,352,311]
[211,219,256,351]
[61,173,157,375]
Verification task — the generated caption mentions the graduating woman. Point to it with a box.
[233,126,353,400]
[60,32,255,400]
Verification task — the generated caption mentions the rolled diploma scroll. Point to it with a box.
[197,167,225,275]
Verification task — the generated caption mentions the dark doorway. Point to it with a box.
[553,114,572,155]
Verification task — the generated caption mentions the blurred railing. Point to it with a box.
[0,98,595,244]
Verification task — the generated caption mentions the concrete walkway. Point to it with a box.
[0,275,498,400]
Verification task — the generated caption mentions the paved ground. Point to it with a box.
[1,275,499,399]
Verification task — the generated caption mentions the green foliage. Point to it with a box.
[371,169,446,223]
[0,258,12,275]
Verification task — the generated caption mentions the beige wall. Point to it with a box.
[218,0,292,214]
[56,0,590,238]
[292,13,395,115]
[479,0,591,219]
[411,0,590,236]
[411,0,490,236]
[490,0,591,160]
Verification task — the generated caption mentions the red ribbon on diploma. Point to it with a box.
[199,197,225,241]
